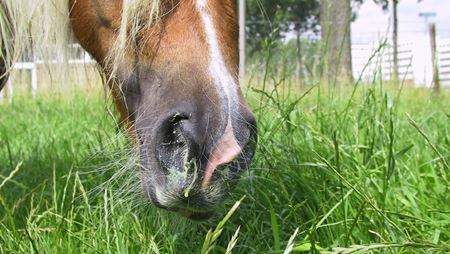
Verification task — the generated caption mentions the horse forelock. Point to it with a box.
[0,0,71,84]
[105,0,165,79]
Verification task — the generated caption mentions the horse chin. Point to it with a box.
[138,131,257,220]
[140,163,236,220]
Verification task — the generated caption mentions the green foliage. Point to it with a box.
[247,38,322,86]
[244,0,391,53]
[353,0,424,12]
[353,0,390,10]
[246,0,320,53]
[245,0,425,54]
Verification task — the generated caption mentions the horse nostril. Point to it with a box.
[170,112,190,125]
[157,112,193,173]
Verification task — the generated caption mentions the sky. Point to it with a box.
[351,0,450,86]
[352,0,450,44]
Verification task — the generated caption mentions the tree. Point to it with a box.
[245,0,320,85]
[245,0,420,86]
[320,0,353,85]
[246,0,320,53]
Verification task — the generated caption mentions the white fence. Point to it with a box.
[438,39,450,86]
[352,35,450,88]
[0,44,96,101]
[353,42,414,83]
[2,37,449,101]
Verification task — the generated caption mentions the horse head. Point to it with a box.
[70,0,257,220]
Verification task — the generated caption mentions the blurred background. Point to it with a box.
[242,0,449,90]
[1,0,449,100]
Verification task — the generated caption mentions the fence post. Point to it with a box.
[6,77,13,103]
[392,0,399,84]
[239,0,246,83]
[31,63,37,98]
[430,23,440,94]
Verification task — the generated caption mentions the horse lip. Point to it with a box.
[151,192,218,221]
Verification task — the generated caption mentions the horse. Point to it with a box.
[0,0,257,220]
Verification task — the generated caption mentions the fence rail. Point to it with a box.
[0,44,96,100]
[438,40,450,86]
[353,36,450,87]
[2,35,450,102]
[352,42,415,83]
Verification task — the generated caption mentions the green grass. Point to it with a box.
[0,82,449,253]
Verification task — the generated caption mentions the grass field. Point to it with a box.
[0,81,449,253]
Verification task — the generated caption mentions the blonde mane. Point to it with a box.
[108,0,162,79]
[0,0,162,85]
[0,0,70,81]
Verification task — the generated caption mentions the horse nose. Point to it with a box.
[202,119,242,189]
[156,109,250,185]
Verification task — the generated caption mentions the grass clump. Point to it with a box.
[0,82,449,253]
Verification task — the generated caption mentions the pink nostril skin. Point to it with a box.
[202,121,241,190]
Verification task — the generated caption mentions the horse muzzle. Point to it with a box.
[137,100,257,220]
